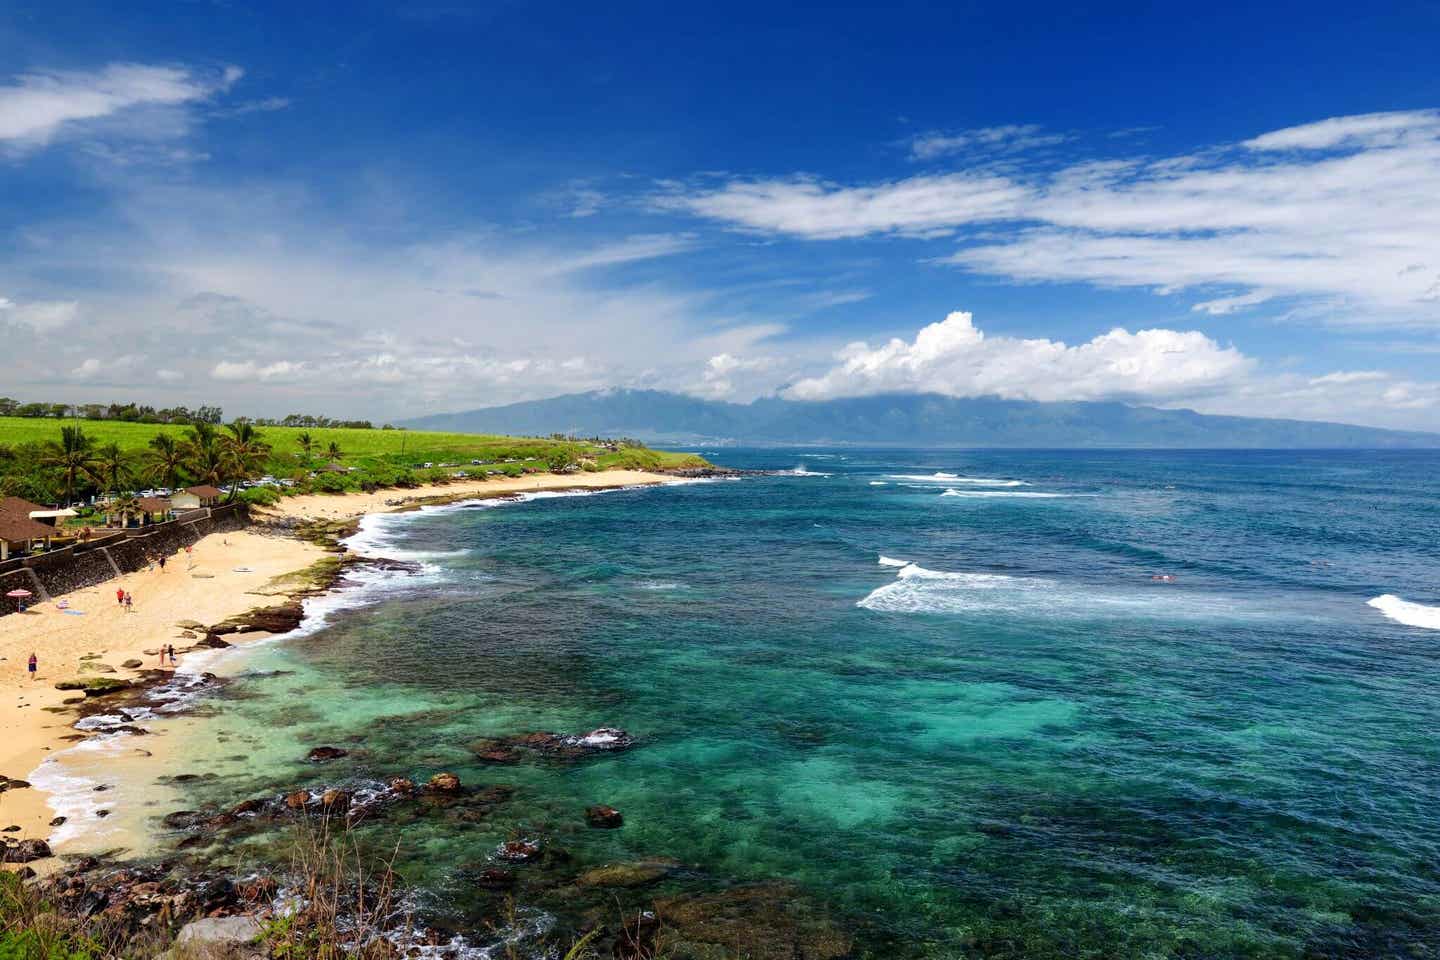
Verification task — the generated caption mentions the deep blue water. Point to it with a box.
[164,450,1440,958]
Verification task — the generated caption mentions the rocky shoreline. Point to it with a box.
[4,472,868,959]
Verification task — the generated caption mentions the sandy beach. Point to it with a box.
[1,469,674,861]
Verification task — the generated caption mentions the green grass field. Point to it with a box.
[0,417,706,472]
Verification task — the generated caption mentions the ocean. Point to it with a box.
[45,449,1440,958]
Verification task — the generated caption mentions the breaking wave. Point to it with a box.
[887,472,1026,486]
[941,489,1070,499]
[1367,594,1440,630]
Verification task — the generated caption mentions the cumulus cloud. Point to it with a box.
[699,353,778,398]
[665,110,1440,324]
[785,310,1253,403]
[0,63,239,150]
[211,360,307,382]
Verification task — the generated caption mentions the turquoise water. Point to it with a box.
[161,451,1440,957]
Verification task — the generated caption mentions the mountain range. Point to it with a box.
[399,390,1440,448]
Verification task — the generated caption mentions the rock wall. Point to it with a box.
[0,504,248,615]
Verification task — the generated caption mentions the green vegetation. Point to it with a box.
[0,416,711,508]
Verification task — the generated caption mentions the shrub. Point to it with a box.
[240,486,282,507]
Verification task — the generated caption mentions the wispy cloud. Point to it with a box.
[0,63,241,151]
[908,124,1068,161]
[662,110,1440,325]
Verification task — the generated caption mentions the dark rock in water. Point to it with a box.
[121,659,144,669]
[284,790,312,810]
[230,798,266,815]
[49,816,66,827]
[209,601,305,637]
[504,727,636,760]
[163,810,206,829]
[472,784,516,805]
[95,809,110,818]
[586,804,624,828]
[306,746,348,762]
[576,859,676,888]
[2,839,52,863]
[195,634,232,649]
[469,739,522,764]
[472,867,516,890]
[320,789,350,812]
[426,772,461,793]
[495,839,541,863]
[0,779,30,791]
[93,784,111,792]
[653,883,853,960]
[387,777,415,795]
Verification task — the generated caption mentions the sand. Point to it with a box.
[0,469,676,859]
[259,469,673,523]
[0,531,324,846]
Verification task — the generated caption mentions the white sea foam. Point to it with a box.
[1367,594,1440,630]
[878,555,909,567]
[636,580,684,591]
[886,473,1026,486]
[860,561,1254,620]
[940,489,1069,499]
[778,465,832,476]
[869,481,888,486]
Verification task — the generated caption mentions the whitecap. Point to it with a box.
[1367,594,1440,630]
[869,481,888,486]
[886,473,1026,486]
[778,465,832,477]
[878,556,909,567]
[941,489,1069,499]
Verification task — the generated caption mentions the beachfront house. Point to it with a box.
[0,497,56,560]
[170,484,225,511]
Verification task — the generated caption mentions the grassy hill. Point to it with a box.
[0,417,709,507]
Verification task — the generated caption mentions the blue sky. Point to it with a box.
[3,1,1440,428]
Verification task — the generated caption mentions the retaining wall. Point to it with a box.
[0,503,247,615]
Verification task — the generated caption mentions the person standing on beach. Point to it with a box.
[168,644,177,666]
[28,653,37,680]
[124,592,133,613]
[116,586,125,605]
[158,554,166,571]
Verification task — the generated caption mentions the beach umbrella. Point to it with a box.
[5,589,32,598]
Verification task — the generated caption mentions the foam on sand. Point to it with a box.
[1367,594,1440,630]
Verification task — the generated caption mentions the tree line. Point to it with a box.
[0,422,339,507]
[0,398,383,430]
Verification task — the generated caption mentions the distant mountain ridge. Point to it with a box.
[398,389,1440,448]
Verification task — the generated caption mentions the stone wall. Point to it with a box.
[0,504,248,616]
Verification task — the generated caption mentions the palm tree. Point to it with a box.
[325,441,343,462]
[108,493,140,529]
[185,424,228,489]
[295,431,315,464]
[86,442,133,501]
[41,425,96,505]
[221,420,272,499]
[146,433,187,490]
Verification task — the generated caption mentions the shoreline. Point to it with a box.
[1,468,677,866]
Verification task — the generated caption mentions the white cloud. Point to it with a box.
[0,63,238,150]
[156,368,185,382]
[655,174,1029,240]
[785,310,1253,404]
[665,110,1440,324]
[211,360,306,382]
[699,352,778,398]
[70,354,144,380]
[0,297,79,330]
[909,124,1068,161]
